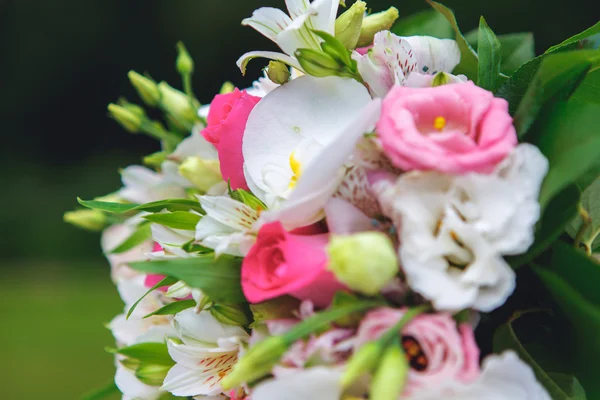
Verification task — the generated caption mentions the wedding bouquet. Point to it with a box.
[65,1,600,399]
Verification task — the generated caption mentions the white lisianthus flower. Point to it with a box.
[162,309,249,397]
[237,0,339,73]
[251,367,343,400]
[353,30,464,97]
[372,144,548,311]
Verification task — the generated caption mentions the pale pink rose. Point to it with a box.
[241,222,345,307]
[201,88,261,190]
[355,308,480,395]
[377,81,517,174]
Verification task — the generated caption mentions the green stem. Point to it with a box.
[378,304,431,345]
[140,121,181,149]
[574,204,592,253]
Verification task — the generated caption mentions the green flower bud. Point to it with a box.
[178,156,222,192]
[143,151,168,168]
[266,60,291,84]
[128,71,161,107]
[327,232,398,295]
[295,48,342,78]
[176,41,194,75]
[210,304,250,326]
[220,81,235,94]
[220,336,288,389]
[64,209,107,231]
[335,0,366,50]
[358,7,399,47]
[341,341,383,388]
[158,82,198,127]
[108,103,143,133]
[369,343,408,400]
[135,363,171,387]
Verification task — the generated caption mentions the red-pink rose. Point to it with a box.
[241,221,344,308]
[201,88,261,190]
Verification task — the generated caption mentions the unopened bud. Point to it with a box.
[358,7,399,47]
[327,232,398,295]
[266,61,291,84]
[341,341,383,388]
[210,304,249,326]
[220,81,236,94]
[135,363,171,387]
[128,71,161,107]
[64,209,107,231]
[179,156,222,192]
[335,0,366,50]
[176,41,194,75]
[295,49,341,77]
[108,103,143,133]
[158,82,198,126]
[369,343,408,400]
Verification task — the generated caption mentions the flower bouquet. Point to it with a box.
[65,1,600,399]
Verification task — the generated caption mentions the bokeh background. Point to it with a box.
[0,0,597,398]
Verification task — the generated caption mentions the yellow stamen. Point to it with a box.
[288,152,302,189]
[434,116,446,131]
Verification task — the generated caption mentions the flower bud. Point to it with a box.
[295,49,342,77]
[135,363,171,387]
[143,151,168,168]
[210,303,250,326]
[327,232,398,295]
[158,82,198,126]
[128,71,161,107]
[358,7,399,47]
[64,209,107,231]
[108,103,142,133]
[341,341,382,388]
[176,41,194,75]
[335,0,366,50]
[220,81,236,94]
[266,61,291,84]
[220,336,288,389]
[178,156,222,192]
[369,343,408,400]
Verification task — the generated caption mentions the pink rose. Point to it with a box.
[377,81,517,174]
[241,221,344,308]
[355,308,480,395]
[201,88,261,190]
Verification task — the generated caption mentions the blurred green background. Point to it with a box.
[0,0,596,398]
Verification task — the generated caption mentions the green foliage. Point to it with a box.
[130,256,246,304]
[477,17,503,91]
[109,222,152,254]
[112,342,174,367]
[295,30,361,80]
[229,186,267,211]
[545,21,600,54]
[143,211,201,230]
[568,178,600,252]
[81,382,120,400]
[466,31,535,76]
[571,69,600,105]
[391,9,452,39]
[78,198,203,214]
[144,299,196,318]
[127,276,178,319]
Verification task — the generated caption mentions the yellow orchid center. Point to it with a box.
[434,116,446,131]
[288,152,302,189]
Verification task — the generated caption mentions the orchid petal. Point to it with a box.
[402,36,461,75]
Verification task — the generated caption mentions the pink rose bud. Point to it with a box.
[201,88,261,190]
[377,81,517,174]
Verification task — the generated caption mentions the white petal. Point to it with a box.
[152,223,195,247]
[401,36,461,74]
[173,309,247,345]
[242,7,293,43]
[307,0,338,33]
[325,198,374,235]
[197,195,258,231]
[170,129,218,161]
[252,367,343,400]
[120,165,187,203]
[277,13,322,55]
[237,51,302,75]
[285,0,309,18]
[115,364,161,400]
[162,363,222,397]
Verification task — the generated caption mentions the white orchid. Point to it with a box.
[353,31,463,97]
[372,144,548,312]
[238,0,339,73]
[162,309,249,397]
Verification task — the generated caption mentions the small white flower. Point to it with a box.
[373,144,548,311]
[162,309,249,397]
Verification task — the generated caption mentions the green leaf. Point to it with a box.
[127,276,178,319]
[536,102,600,209]
[512,50,598,136]
[114,342,174,366]
[477,17,502,91]
[493,310,586,399]
[109,222,152,254]
[568,177,600,252]
[143,151,169,168]
[81,381,120,400]
[313,30,353,67]
[229,188,267,211]
[143,211,201,230]
[546,21,600,54]
[466,31,535,76]
[77,198,203,214]
[144,299,196,318]
[426,1,478,80]
[130,256,246,304]
[391,9,453,39]
[571,68,600,105]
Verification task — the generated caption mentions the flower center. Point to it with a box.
[288,152,302,189]
[402,335,428,371]
[433,116,446,131]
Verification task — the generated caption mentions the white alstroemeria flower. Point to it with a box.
[242,75,373,207]
[251,367,343,400]
[162,309,249,397]
[237,0,339,72]
[411,351,550,400]
[353,31,462,97]
[149,220,196,260]
[373,144,548,312]
[194,195,259,257]
[119,165,188,204]
[115,363,161,400]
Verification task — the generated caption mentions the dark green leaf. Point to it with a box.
[546,22,600,54]
[391,9,453,39]
[143,211,201,230]
[81,381,120,400]
[466,31,535,76]
[426,1,478,80]
[568,177,600,252]
[109,222,152,254]
[477,17,502,91]
[114,342,174,366]
[144,300,196,318]
[130,256,246,304]
[547,373,588,400]
[77,198,203,214]
[571,68,600,105]
[127,276,178,319]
